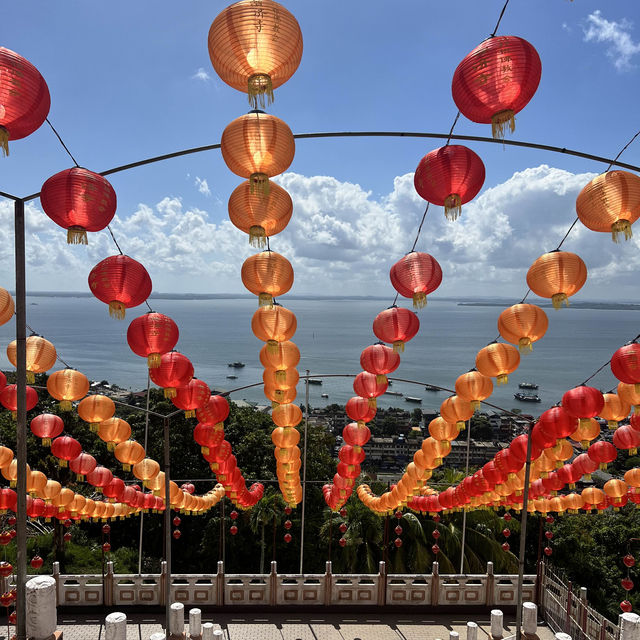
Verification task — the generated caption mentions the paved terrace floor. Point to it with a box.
[2,612,557,640]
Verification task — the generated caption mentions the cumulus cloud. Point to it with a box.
[2,165,639,301]
[192,67,212,82]
[583,10,640,70]
[195,176,211,196]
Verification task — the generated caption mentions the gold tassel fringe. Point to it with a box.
[185,410,195,419]
[76,474,84,481]
[551,293,569,310]
[496,374,508,385]
[459,422,466,431]
[42,438,51,447]
[491,109,516,139]
[250,173,270,196]
[59,459,67,468]
[376,374,388,385]
[599,463,607,471]
[393,340,405,353]
[611,219,632,243]
[26,371,35,384]
[164,387,177,399]
[67,227,88,245]
[147,353,161,368]
[201,446,209,455]
[607,420,617,430]
[444,194,462,221]
[90,423,99,433]
[0,127,8,157]
[518,337,533,353]
[108,301,126,319]
[259,293,274,307]
[266,340,279,355]
[249,225,267,248]
[275,369,287,384]
[107,442,115,452]
[634,405,640,415]
[247,73,274,110]
[581,440,588,450]
[367,397,377,410]
[123,464,131,471]
[470,400,480,410]
[412,292,427,309]
[59,400,72,411]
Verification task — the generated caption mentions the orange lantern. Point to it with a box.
[272,403,302,428]
[599,392,631,429]
[542,439,573,469]
[576,170,640,242]
[221,111,295,194]
[439,395,474,431]
[241,250,294,306]
[77,394,116,432]
[259,340,300,372]
[229,180,293,247]
[263,367,299,390]
[6,335,56,383]
[617,382,640,415]
[264,385,296,407]
[98,418,132,452]
[0,446,12,469]
[569,417,600,449]
[271,426,300,449]
[115,440,146,471]
[252,304,297,351]
[40,479,61,504]
[133,458,161,486]
[526,251,587,309]
[0,287,14,326]
[1,459,28,488]
[624,468,640,488]
[475,342,520,385]
[28,469,46,497]
[428,417,459,446]
[497,303,548,353]
[454,371,493,409]
[603,478,628,507]
[208,0,303,108]
[46,369,89,411]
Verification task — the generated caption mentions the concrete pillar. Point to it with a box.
[620,612,640,640]
[25,575,57,640]
[189,608,202,638]
[105,611,127,640]
[450,633,459,640]
[490,609,503,639]
[169,601,185,636]
[202,623,214,639]
[522,601,537,636]
[150,634,165,640]
[213,630,223,639]
[554,634,571,640]
[466,621,478,640]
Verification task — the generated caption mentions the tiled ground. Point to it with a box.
[3,612,558,640]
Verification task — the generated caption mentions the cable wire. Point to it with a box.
[490,0,511,37]
[45,119,80,168]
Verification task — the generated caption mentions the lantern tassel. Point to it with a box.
[376,374,388,385]
[266,340,279,355]
[491,109,516,140]
[163,387,177,399]
[90,423,99,433]
[518,337,533,353]
[250,173,270,196]
[444,194,462,221]
[607,420,617,430]
[0,127,8,156]
[412,292,427,309]
[67,227,88,245]
[581,440,588,450]
[258,293,274,308]
[496,374,508,386]
[275,369,287,384]
[184,410,195,419]
[26,371,35,384]
[247,73,274,110]
[42,438,51,447]
[551,293,569,310]
[611,220,632,243]
[392,340,405,353]
[367,397,377,410]
[108,301,126,319]
[147,353,161,368]
[59,400,72,412]
[249,226,268,248]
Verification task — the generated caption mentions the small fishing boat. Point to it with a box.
[518,382,538,390]
[227,362,245,368]
[321,393,329,398]
[405,396,422,403]
[514,392,541,402]
[424,385,440,391]
[384,391,403,397]
[226,375,238,380]
[308,379,322,385]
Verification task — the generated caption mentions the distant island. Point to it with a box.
[458,301,640,311]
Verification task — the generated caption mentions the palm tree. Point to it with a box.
[249,486,285,573]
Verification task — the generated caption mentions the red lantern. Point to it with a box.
[613,425,640,455]
[50,436,81,467]
[587,441,618,470]
[345,397,376,424]
[102,542,111,553]
[196,395,230,425]
[611,343,640,386]
[230,525,238,536]
[103,477,125,502]
[180,483,195,495]
[389,252,443,308]
[620,600,633,613]
[624,554,636,568]
[0,562,12,578]
[26,496,45,519]
[284,533,292,543]
[194,422,225,455]
[359,343,400,382]
[88,255,152,319]
[102,524,111,535]
[149,351,194,399]
[0,489,16,514]
[413,146,485,220]
[501,542,510,552]
[0,384,38,418]
[40,168,117,244]
[30,555,43,569]
[173,529,181,540]
[69,452,97,481]
[538,406,577,441]
[338,537,347,548]
[353,372,388,408]
[373,306,420,353]
[127,312,179,368]
[544,547,553,557]
[86,466,114,492]
[451,36,542,139]
[63,532,72,543]
[0,47,50,155]
[342,423,371,447]
[30,413,63,446]
[338,445,366,467]
[562,386,604,427]
[172,379,211,418]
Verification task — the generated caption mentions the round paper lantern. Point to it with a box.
[264,385,296,406]
[599,392,630,429]
[428,417,458,445]
[613,425,640,456]
[569,417,600,449]
[0,384,38,418]
[272,403,302,428]
[475,342,520,385]
[587,441,618,470]
[252,304,297,351]
[171,378,211,418]
[208,0,303,108]
[389,252,443,308]
[103,477,125,503]
[573,452,599,482]
[194,422,225,455]
[617,382,640,415]
[526,251,587,309]
[51,436,82,467]
[241,250,294,306]
[259,340,300,373]
[30,413,63,446]
[353,372,388,408]
[342,423,371,447]
[497,303,548,353]
[133,458,160,485]
[538,406,576,441]
[46,369,89,411]
[359,343,400,383]
[0,47,50,155]
[345,396,376,425]
[115,441,146,471]
[98,417,132,451]
[439,396,474,431]
[88,255,153,319]
[455,371,493,409]
[611,343,640,388]
[149,351,194,398]
[372,306,420,352]
[196,395,230,425]
[562,386,604,428]
[263,367,299,390]
[77,394,115,432]
[221,111,295,194]
[271,427,300,449]
[69,452,97,481]
[6,335,56,383]
[0,288,14,326]
[127,312,179,368]
[228,180,293,246]
[576,170,640,242]
[451,36,542,139]
[40,168,117,244]
[86,466,113,492]
[413,146,485,220]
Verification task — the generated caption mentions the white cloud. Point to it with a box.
[195,176,211,196]
[192,67,212,82]
[584,10,640,70]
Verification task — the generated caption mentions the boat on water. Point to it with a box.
[226,375,238,380]
[384,391,403,397]
[321,393,328,398]
[424,385,440,391]
[519,382,538,390]
[308,379,322,385]
[514,392,541,402]
[227,362,245,368]
[405,396,422,403]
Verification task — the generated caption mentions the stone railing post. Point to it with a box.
[486,561,494,607]
[160,561,167,607]
[449,632,459,640]
[522,602,537,637]
[619,612,640,640]
[169,601,184,637]
[216,560,224,607]
[466,621,478,640]
[189,607,201,639]
[579,587,588,631]
[105,560,114,607]
[490,609,503,639]
[377,561,386,607]
[105,611,127,640]
[202,623,214,639]
[269,560,277,606]
[324,561,332,606]
[26,576,57,640]
[554,634,571,640]
[431,561,439,606]
[52,561,60,606]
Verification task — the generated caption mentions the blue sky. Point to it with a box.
[1,1,640,300]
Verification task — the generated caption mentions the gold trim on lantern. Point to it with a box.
[491,109,516,139]
[67,226,88,245]
[444,194,462,221]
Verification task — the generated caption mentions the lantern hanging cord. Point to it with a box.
[45,119,80,168]
[490,0,511,37]
[106,225,124,255]
[444,112,461,147]
[578,330,640,387]
[24,321,74,370]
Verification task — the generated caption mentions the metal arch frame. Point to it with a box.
[6,129,636,638]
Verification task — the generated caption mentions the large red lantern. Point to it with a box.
[611,343,640,387]
[413,146,485,220]
[30,413,63,446]
[0,47,50,155]
[587,441,618,470]
[88,255,152,319]
[562,386,604,428]
[50,436,82,467]
[0,384,38,418]
[194,422,225,455]
[40,168,117,244]
[69,452,97,481]
[451,36,542,139]
[345,396,376,425]
[196,395,230,425]
[359,343,400,383]
[127,313,179,368]
[538,406,576,441]
[389,252,443,308]
[149,352,194,398]
[373,306,420,352]
[171,379,211,418]
[353,372,388,409]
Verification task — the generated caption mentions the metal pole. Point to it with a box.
[163,417,171,640]
[14,199,27,640]
[515,420,535,640]
[138,373,151,575]
[299,370,310,574]
[221,498,226,569]
[459,417,472,574]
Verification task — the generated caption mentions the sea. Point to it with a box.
[0,295,636,417]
